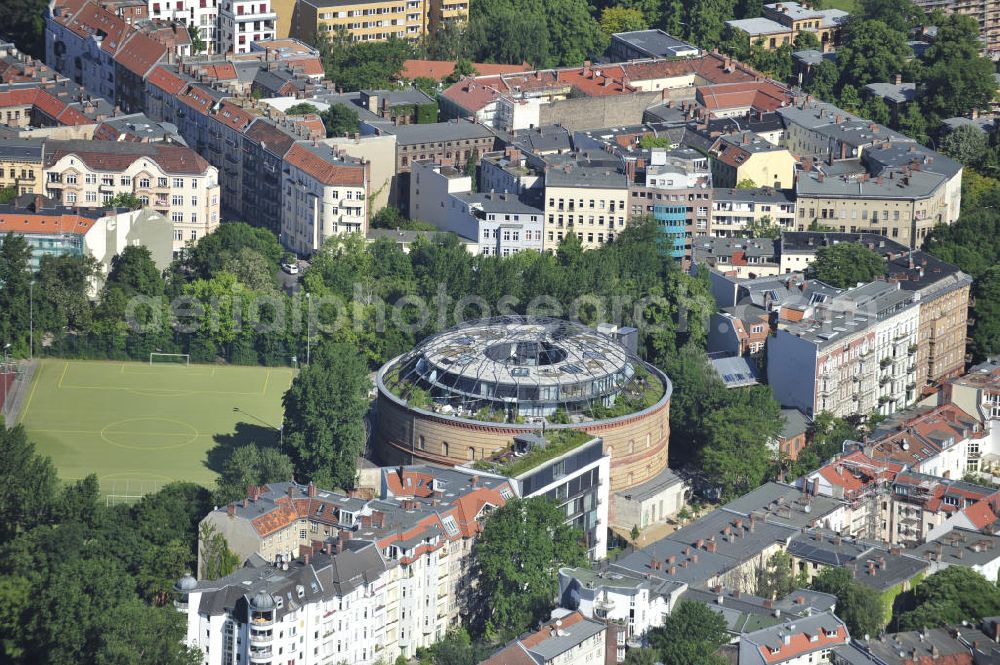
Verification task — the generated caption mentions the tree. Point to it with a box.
[316,31,415,90]
[0,426,56,541]
[758,550,805,599]
[749,42,792,81]
[182,221,284,280]
[970,266,1000,361]
[215,444,294,504]
[473,497,587,640]
[810,242,886,288]
[793,31,821,50]
[623,648,660,665]
[222,247,278,292]
[648,601,730,665]
[686,0,738,50]
[0,0,48,57]
[895,101,929,144]
[805,60,839,100]
[639,135,672,150]
[897,567,1000,630]
[465,0,607,68]
[198,522,240,579]
[858,0,922,32]
[599,6,648,36]
[861,96,892,127]
[939,125,989,166]
[285,102,321,116]
[0,186,17,204]
[919,14,997,119]
[700,386,782,499]
[812,567,885,637]
[419,627,492,665]
[837,20,911,87]
[736,178,757,189]
[187,24,206,54]
[94,600,201,665]
[320,104,360,138]
[0,233,33,355]
[745,214,782,239]
[282,341,370,489]
[108,192,144,210]
[630,524,641,543]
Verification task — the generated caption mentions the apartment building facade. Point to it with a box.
[710,187,796,238]
[42,140,220,253]
[218,0,276,54]
[280,142,368,255]
[199,474,513,659]
[291,0,467,44]
[409,159,544,255]
[768,282,921,419]
[544,164,629,251]
[176,543,398,665]
[149,0,220,53]
[629,148,711,262]
[0,138,45,195]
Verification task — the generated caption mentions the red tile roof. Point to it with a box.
[758,624,847,663]
[400,59,531,81]
[964,500,998,530]
[113,31,166,77]
[0,213,98,235]
[46,142,213,174]
[0,88,92,126]
[146,66,186,95]
[213,100,255,132]
[283,143,365,187]
[199,63,239,81]
[697,80,793,113]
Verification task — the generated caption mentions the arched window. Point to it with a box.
[468,447,475,460]
[417,435,425,450]
[441,441,449,457]
[628,439,635,454]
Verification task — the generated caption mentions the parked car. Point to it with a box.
[282,262,299,275]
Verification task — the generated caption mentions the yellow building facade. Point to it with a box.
[0,139,45,196]
[290,0,466,43]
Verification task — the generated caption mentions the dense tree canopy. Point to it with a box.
[0,428,206,663]
[465,0,607,67]
[897,567,1000,630]
[810,243,886,288]
[647,601,730,665]
[812,567,885,637]
[473,497,587,640]
[282,341,370,489]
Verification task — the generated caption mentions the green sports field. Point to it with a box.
[18,359,296,499]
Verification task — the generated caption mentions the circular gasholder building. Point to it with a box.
[374,316,671,492]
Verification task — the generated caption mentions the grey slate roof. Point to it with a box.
[0,137,44,160]
[191,542,394,620]
[864,82,919,105]
[779,408,810,439]
[611,29,700,58]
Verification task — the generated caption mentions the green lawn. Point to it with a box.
[18,359,295,498]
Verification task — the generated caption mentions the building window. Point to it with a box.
[139,177,150,189]
[173,177,184,188]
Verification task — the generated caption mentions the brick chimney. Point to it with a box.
[307,482,316,498]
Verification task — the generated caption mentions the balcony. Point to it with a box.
[249,630,272,644]
[249,646,273,662]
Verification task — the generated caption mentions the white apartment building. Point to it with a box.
[199,475,514,661]
[544,161,630,251]
[710,187,795,237]
[218,0,276,54]
[409,159,544,256]
[175,543,398,665]
[149,0,220,53]
[281,142,368,255]
[42,140,221,255]
[768,282,919,419]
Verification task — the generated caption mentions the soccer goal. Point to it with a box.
[150,352,190,366]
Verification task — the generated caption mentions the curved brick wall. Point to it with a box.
[373,358,671,492]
